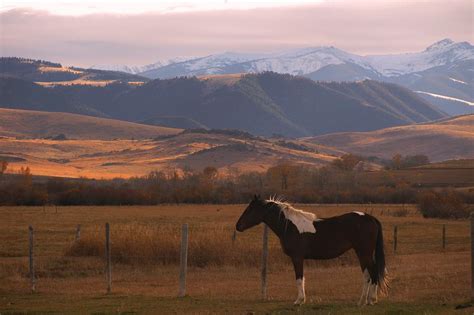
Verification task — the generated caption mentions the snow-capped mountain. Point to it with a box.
[134,39,472,79]
[90,39,473,79]
[91,39,473,115]
[89,64,145,74]
[90,57,193,74]
[365,39,474,76]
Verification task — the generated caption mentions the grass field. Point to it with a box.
[0,204,472,314]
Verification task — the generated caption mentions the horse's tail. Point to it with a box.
[374,218,389,296]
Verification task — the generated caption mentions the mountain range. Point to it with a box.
[0,67,446,137]
[92,39,474,115]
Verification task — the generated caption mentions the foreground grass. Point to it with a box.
[2,294,472,314]
[0,204,472,314]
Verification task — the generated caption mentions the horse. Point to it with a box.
[235,195,389,305]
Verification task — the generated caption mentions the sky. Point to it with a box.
[0,0,472,67]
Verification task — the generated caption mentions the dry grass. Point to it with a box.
[36,79,118,87]
[66,223,359,268]
[0,204,472,313]
[0,125,336,179]
[38,66,84,74]
[0,108,180,140]
[306,114,474,161]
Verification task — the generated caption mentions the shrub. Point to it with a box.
[417,190,470,219]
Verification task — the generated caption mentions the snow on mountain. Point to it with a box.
[89,64,144,74]
[90,39,473,81]
[365,39,474,76]
[244,47,372,75]
[184,52,268,72]
[90,57,193,74]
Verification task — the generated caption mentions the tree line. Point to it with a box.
[0,156,472,213]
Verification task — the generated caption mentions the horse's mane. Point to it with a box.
[266,196,317,233]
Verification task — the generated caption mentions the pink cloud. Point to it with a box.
[0,1,472,67]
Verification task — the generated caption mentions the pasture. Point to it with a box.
[0,204,472,314]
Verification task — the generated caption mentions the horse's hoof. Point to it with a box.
[293,299,305,305]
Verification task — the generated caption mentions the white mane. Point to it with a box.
[266,196,317,234]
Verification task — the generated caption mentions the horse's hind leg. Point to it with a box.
[358,268,370,306]
[368,282,378,304]
[291,256,305,305]
[356,252,378,306]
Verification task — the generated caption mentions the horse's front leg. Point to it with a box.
[291,256,305,305]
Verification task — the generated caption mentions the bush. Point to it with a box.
[417,190,471,219]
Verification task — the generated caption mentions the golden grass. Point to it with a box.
[0,108,180,140]
[36,79,118,87]
[0,123,335,178]
[0,204,471,312]
[38,66,84,74]
[305,115,474,161]
[65,223,358,268]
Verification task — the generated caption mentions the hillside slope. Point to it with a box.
[304,115,474,161]
[0,129,337,179]
[0,108,181,140]
[0,72,446,137]
[0,57,147,86]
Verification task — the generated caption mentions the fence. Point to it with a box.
[24,214,474,299]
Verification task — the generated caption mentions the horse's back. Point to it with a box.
[304,211,379,259]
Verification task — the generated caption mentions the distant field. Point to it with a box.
[0,133,337,180]
[0,204,471,313]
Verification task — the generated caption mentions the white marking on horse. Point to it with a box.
[295,277,306,304]
[353,211,365,216]
[368,283,378,305]
[358,269,371,306]
[267,197,317,234]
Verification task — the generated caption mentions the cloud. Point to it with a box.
[0,1,472,67]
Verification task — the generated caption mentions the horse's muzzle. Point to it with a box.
[235,222,244,232]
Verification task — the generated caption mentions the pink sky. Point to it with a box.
[0,0,472,67]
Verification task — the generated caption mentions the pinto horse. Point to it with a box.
[235,195,389,305]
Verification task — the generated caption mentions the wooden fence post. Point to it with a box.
[179,223,189,297]
[470,213,474,301]
[28,225,36,293]
[105,223,111,294]
[75,224,81,242]
[442,224,446,250]
[261,224,269,300]
[393,225,398,253]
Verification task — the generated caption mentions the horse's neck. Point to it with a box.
[262,203,288,240]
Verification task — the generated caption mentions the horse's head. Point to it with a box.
[235,194,268,232]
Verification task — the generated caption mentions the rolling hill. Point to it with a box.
[0,108,181,140]
[0,109,471,179]
[0,118,338,179]
[304,115,474,161]
[0,57,148,86]
[0,71,446,137]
